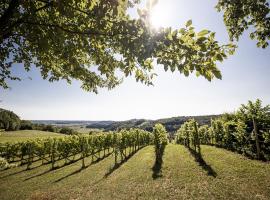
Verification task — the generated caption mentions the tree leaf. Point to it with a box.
[197,30,210,37]
[185,20,192,27]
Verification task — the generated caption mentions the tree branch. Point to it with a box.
[0,0,20,38]
[21,21,137,38]
[1,1,53,41]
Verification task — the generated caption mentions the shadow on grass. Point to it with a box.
[0,168,28,179]
[152,145,165,179]
[0,157,51,179]
[1,151,112,180]
[0,155,75,179]
[104,147,145,178]
[53,152,113,183]
[187,147,217,178]
[23,156,87,181]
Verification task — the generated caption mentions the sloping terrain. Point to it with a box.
[86,115,219,132]
[0,130,64,143]
[0,145,269,200]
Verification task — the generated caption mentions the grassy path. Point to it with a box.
[0,144,270,200]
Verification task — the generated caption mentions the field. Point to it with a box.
[1,143,270,200]
[69,126,102,134]
[0,130,64,143]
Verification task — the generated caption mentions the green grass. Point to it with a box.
[0,144,270,200]
[70,126,102,134]
[0,130,64,143]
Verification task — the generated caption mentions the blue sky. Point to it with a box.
[0,0,270,120]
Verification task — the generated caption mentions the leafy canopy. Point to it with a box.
[237,99,270,122]
[216,0,270,48]
[0,108,21,131]
[1,0,269,92]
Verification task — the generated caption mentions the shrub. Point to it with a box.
[60,127,75,135]
[20,120,34,130]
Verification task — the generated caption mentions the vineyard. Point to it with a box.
[0,0,269,198]
[0,143,270,200]
[0,101,270,199]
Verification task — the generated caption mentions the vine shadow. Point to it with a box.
[53,151,113,183]
[104,147,145,178]
[152,145,165,179]
[23,151,112,182]
[187,147,217,178]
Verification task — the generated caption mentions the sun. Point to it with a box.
[149,0,172,29]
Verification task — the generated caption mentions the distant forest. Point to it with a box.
[0,106,219,133]
[86,115,219,132]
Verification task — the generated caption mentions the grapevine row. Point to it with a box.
[175,117,270,161]
[0,129,152,170]
[175,119,200,153]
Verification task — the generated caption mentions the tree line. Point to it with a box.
[0,108,77,135]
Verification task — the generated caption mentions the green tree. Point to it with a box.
[20,120,33,130]
[59,127,75,135]
[0,0,238,91]
[0,108,21,131]
[42,124,57,132]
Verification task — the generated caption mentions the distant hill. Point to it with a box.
[32,115,220,133]
[31,120,114,126]
[86,115,220,132]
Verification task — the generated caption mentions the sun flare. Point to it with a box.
[149,0,172,29]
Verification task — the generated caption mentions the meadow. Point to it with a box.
[0,130,64,143]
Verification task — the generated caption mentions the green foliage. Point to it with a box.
[0,0,236,91]
[59,127,75,135]
[198,125,211,145]
[216,0,270,48]
[237,99,270,122]
[0,128,152,169]
[0,156,17,170]
[20,120,33,130]
[41,125,57,133]
[152,123,167,174]
[0,108,21,131]
[206,99,270,160]
[152,123,168,147]
[0,156,9,169]
[175,119,200,152]
[113,128,152,164]
[210,119,225,146]
[175,100,270,161]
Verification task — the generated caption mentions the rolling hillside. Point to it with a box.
[86,115,219,132]
[0,145,269,200]
[0,130,64,143]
